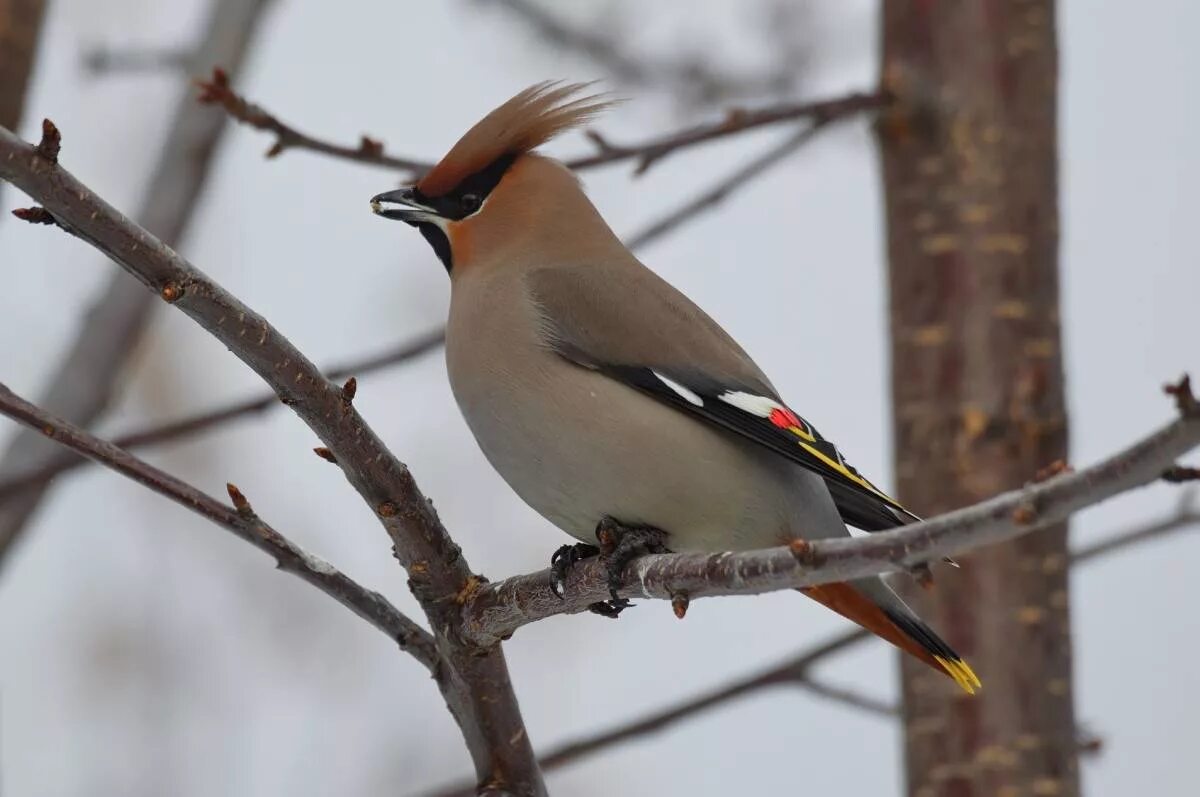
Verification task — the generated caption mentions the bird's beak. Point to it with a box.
[370,187,439,225]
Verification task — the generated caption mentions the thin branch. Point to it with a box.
[0,123,543,794]
[195,68,888,176]
[195,67,429,172]
[82,45,192,75]
[460,384,1200,644]
[565,90,887,174]
[625,124,820,250]
[538,629,880,767]
[0,380,439,669]
[485,0,810,106]
[0,0,276,569]
[1072,488,1199,565]
[0,328,446,502]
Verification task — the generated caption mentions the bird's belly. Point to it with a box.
[450,354,828,551]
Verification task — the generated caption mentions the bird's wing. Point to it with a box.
[527,264,919,532]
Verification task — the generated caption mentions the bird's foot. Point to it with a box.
[549,542,600,599]
[595,516,670,601]
[587,597,634,618]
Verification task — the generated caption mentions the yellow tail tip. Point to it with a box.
[934,655,982,694]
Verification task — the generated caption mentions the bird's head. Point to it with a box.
[371,82,615,274]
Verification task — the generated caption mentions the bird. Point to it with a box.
[370,82,980,694]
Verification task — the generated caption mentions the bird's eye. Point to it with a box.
[460,193,481,214]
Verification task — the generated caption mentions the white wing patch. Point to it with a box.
[716,390,786,417]
[653,371,704,407]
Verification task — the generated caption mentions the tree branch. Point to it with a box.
[194,67,888,176]
[460,385,1200,644]
[0,328,446,502]
[0,123,544,795]
[572,90,885,173]
[82,44,192,76]
[195,67,430,172]
[625,124,820,250]
[1072,488,1199,565]
[537,629,882,767]
[0,0,276,569]
[0,380,439,669]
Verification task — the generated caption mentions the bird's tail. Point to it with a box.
[799,581,980,694]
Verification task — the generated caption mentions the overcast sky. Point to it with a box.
[2,1,1198,795]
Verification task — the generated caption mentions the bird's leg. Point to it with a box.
[549,542,600,599]
[596,516,671,601]
[548,540,631,618]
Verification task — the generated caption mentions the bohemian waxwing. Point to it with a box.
[371,82,979,693]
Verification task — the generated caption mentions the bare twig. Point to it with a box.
[460,381,1200,644]
[0,381,439,669]
[0,122,544,795]
[565,90,888,174]
[1072,488,1199,565]
[0,0,276,570]
[0,328,446,502]
[195,67,428,172]
[485,0,810,106]
[537,629,882,768]
[82,45,192,75]
[196,70,888,176]
[625,124,820,250]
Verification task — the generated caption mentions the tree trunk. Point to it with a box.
[877,3,1079,796]
[0,0,43,129]
[0,0,46,209]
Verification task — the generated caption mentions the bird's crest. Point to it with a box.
[417,81,614,197]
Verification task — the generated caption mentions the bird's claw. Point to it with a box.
[549,542,600,599]
[595,516,670,601]
[587,598,633,618]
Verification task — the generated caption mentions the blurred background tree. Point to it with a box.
[879,4,1078,795]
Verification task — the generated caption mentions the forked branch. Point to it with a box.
[0,381,439,669]
[194,66,889,176]
[0,121,544,796]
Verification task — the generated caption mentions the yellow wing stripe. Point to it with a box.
[792,434,902,507]
[934,656,982,694]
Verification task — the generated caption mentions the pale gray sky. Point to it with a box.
[1,1,1197,795]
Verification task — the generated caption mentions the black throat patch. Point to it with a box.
[408,153,519,272]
